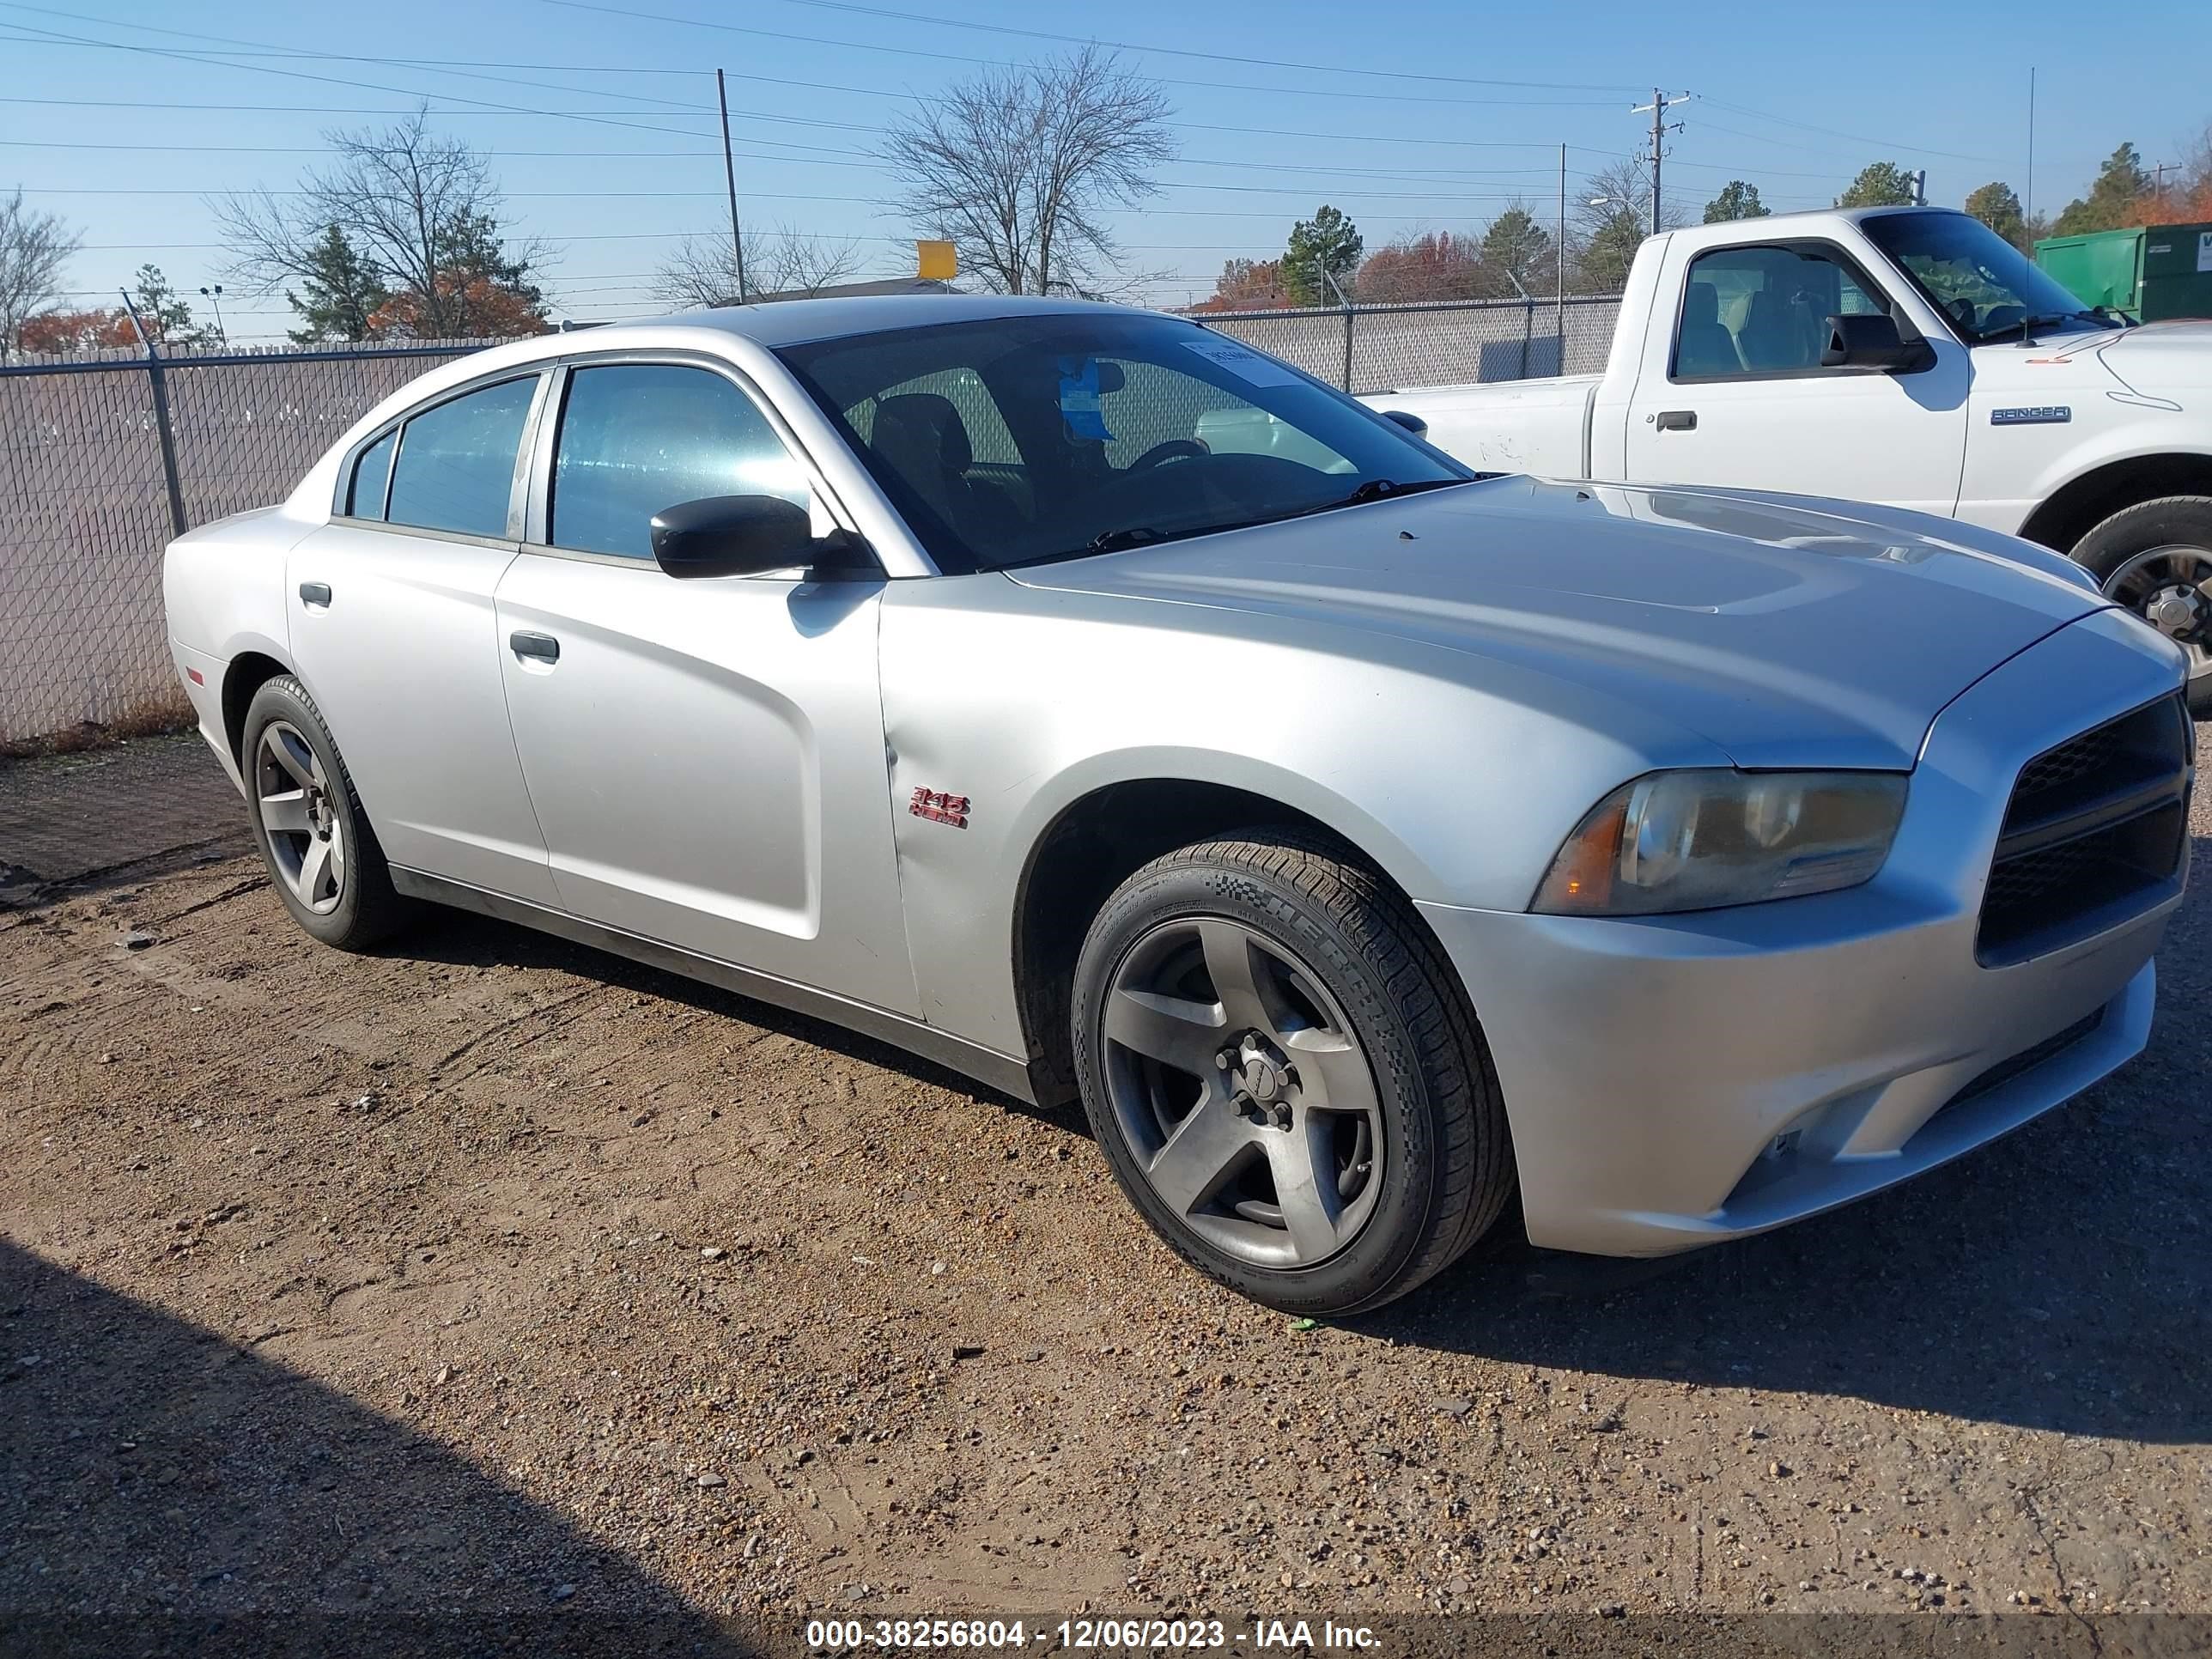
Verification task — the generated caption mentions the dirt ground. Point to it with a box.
[1,733,2208,1656]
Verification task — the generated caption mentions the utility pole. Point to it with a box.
[716,68,749,303]
[2152,161,2176,216]
[1556,141,1566,345]
[1911,169,1928,207]
[1631,89,1691,236]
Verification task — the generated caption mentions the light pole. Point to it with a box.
[198,284,227,346]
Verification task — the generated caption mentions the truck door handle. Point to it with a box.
[508,630,561,664]
[298,580,331,607]
[1655,410,1697,432]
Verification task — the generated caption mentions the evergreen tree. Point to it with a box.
[2052,144,2153,235]
[1835,162,1919,209]
[1281,205,1363,306]
[1480,206,1553,289]
[1962,182,2028,249]
[125,264,213,346]
[1702,180,1771,222]
[285,224,390,343]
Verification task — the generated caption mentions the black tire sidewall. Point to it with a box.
[240,678,380,947]
[2071,496,2212,717]
[1071,850,1446,1316]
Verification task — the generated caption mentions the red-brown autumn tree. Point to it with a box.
[367,271,548,340]
[15,307,137,352]
[1189,257,1290,313]
[1353,231,1487,304]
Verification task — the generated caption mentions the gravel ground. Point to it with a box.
[0,735,2206,1656]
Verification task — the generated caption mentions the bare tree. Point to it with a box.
[1,190,82,356]
[651,225,868,307]
[215,107,551,339]
[878,46,1173,297]
[1572,158,1688,293]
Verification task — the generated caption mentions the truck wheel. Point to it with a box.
[1069,828,1515,1316]
[2072,496,2212,717]
[240,676,413,951]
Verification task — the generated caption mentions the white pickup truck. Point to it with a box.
[1364,206,2212,711]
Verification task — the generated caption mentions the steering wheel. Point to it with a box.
[1126,439,1209,473]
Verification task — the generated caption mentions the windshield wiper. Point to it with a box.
[1066,478,1470,563]
[1274,476,1469,521]
[1085,526,1169,555]
[1974,312,2085,345]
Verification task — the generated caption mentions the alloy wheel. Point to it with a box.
[254,720,346,915]
[2102,544,2212,686]
[1100,916,1387,1269]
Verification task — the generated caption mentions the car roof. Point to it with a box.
[599,292,1137,349]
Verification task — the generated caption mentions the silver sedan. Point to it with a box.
[162,295,2195,1313]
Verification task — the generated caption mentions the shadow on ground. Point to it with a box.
[0,1243,753,1658]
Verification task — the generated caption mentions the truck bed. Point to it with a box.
[1361,374,1600,479]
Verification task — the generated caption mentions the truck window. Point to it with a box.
[1674,245,1890,379]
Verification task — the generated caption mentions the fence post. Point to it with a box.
[119,289,187,538]
[1520,299,1534,380]
[1340,303,1354,392]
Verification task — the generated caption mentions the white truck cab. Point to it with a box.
[1368,207,2212,710]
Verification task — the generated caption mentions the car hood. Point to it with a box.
[1006,477,2112,770]
[2095,319,2212,393]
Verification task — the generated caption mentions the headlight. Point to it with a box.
[1531,769,1908,916]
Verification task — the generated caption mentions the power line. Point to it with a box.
[0,24,719,142]
[1698,96,2002,164]
[0,8,1626,112]
[521,1,1626,108]
[684,0,1645,92]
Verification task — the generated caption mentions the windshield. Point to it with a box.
[775,310,1470,573]
[1860,210,2105,343]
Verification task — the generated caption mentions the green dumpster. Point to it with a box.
[2138,223,2212,320]
[2034,222,2212,321]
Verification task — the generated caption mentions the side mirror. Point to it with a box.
[649,495,866,580]
[1820,313,1936,374]
[1380,409,1430,438]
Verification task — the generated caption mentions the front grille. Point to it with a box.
[1977,695,2194,965]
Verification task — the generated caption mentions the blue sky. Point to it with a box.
[4,0,2208,338]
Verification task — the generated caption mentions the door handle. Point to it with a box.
[298,580,331,606]
[508,630,561,664]
[1655,410,1698,432]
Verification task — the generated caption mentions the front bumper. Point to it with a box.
[1419,609,2188,1258]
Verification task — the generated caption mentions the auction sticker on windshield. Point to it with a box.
[1181,337,1303,386]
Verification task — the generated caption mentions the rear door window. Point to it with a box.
[385,376,538,538]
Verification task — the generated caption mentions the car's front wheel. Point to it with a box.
[1070,829,1515,1315]
[240,675,411,950]
[2073,495,2212,717]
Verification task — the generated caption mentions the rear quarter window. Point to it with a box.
[347,428,395,520]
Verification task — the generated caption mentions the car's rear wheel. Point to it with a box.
[1070,829,1514,1315]
[2073,496,2212,717]
[240,675,410,950]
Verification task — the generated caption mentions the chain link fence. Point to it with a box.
[1,296,1624,749]
[1,339,492,748]
[1198,293,1622,393]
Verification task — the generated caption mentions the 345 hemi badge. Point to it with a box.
[908,788,970,828]
[1991,405,2071,426]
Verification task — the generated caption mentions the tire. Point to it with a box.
[240,675,412,950]
[1069,828,1515,1316]
[2070,495,2212,718]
